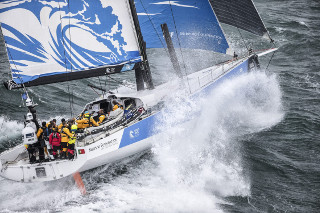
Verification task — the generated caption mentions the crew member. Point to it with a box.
[23,113,38,163]
[46,119,56,128]
[58,118,65,133]
[76,111,99,128]
[112,100,123,111]
[67,123,78,160]
[36,122,47,162]
[97,109,107,124]
[49,127,61,159]
[25,98,40,129]
[60,121,73,159]
[24,112,37,131]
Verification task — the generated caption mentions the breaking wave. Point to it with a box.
[0,116,24,145]
[146,71,284,211]
[0,71,283,212]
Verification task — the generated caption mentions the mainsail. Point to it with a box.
[0,0,143,88]
[136,0,233,55]
[209,0,272,40]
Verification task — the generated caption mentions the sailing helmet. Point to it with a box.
[26,113,33,121]
[25,98,32,107]
[84,111,90,118]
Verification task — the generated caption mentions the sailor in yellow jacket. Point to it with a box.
[76,112,99,129]
[112,100,123,111]
[57,118,65,133]
[60,121,73,159]
[67,124,77,160]
[97,109,107,124]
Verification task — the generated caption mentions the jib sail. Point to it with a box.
[209,0,272,40]
[136,0,233,55]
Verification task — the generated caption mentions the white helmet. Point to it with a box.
[26,113,33,121]
[26,98,33,107]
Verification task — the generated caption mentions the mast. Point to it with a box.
[161,23,183,78]
[128,0,154,90]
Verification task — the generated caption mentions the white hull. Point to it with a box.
[0,53,271,182]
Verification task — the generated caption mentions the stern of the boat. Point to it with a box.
[0,146,88,182]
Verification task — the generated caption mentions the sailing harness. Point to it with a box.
[69,124,78,144]
[52,132,59,139]
[84,114,93,126]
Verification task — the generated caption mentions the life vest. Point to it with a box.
[68,124,77,144]
[84,114,92,125]
[49,132,61,146]
[68,134,76,144]
[71,124,78,132]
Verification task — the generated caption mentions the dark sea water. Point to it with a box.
[0,0,319,212]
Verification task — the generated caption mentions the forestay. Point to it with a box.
[0,0,142,87]
[209,0,272,40]
[136,0,232,55]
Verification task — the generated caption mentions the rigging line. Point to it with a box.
[265,50,276,72]
[168,1,187,74]
[97,76,103,91]
[104,75,108,89]
[67,0,74,117]
[107,75,135,90]
[58,1,73,117]
[138,0,170,57]
[168,0,191,91]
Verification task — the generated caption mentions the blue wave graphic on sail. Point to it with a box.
[0,0,141,84]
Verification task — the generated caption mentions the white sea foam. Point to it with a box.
[0,116,24,143]
[0,71,284,212]
[65,71,283,212]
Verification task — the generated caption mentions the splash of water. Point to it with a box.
[0,71,284,212]
[68,71,284,212]
[0,116,24,144]
[148,71,284,211]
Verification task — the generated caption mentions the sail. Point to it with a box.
[209,0,271,39]
[0,0,142,87]
[136,0,232,55]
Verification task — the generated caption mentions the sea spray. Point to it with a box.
[0,116,24,149]
[149,71,284,209]
[0,71,284,212]
[71,71,284,212]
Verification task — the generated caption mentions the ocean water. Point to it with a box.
[0,0,320,212]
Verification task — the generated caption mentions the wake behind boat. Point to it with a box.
[0,0,277,183]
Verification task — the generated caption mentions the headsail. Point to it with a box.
[136,0,232,55]
[209,0,272,40]
[0,0,142,88]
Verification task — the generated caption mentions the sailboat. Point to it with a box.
[0,0,277,183]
